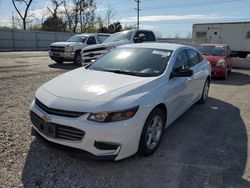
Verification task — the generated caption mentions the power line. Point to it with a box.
[135,0,141,29]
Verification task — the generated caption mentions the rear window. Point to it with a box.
[67,35,86,43]
[97,35,110,43]
[198,45,226,56]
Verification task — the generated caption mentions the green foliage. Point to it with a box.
[97,22,122,34]
[42,16,66,32]
[82,26,97,33]
[108,22,122,33]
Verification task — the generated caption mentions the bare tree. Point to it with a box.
[12,0,33,30]
[47,0,64,17]
[63,0,96,33]
[106,4,115,27]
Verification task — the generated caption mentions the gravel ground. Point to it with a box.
[0,52,250,187]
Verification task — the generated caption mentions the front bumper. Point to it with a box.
[29,100,145,161]
[211,66,226,77]
[49,51,74,61]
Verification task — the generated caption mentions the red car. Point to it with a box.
[198,44,232,79]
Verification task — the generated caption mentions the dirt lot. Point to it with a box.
[0,52,250,188]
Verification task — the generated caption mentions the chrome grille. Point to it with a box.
[50,46,65,53]
[82,47,110,62]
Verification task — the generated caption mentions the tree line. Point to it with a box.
[11,0,136,33]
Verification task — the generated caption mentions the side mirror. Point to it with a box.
[171,69,193,78]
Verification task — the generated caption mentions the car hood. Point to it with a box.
[83,41,130,51]
[38,68,158,104]
[203,55,225,64]
[51,41,77,47]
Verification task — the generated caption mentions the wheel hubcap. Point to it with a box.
[146,116,163,150]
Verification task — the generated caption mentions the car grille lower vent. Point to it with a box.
[35,98,86,118]
[30,111,85,141]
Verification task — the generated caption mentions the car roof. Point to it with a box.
[119,42,187,51]
[200,43,228,47]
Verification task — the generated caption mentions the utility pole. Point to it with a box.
[12,11,15,29]
[135,0,141,29]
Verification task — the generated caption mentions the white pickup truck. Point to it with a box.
[49,33,110,64]
[81,29,157,65]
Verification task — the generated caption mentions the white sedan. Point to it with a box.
[30,43,211,161]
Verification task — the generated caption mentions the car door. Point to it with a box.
[186,49,206,101]
[167,50,194,121]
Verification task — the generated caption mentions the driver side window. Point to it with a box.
[87,36,97,45]
[174,50,189,72]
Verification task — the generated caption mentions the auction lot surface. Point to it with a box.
[0,52,250,188]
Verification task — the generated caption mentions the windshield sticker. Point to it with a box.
[152,50,171,57]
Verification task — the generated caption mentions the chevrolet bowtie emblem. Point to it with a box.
[42,115,50,123]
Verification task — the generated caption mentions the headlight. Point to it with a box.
[87,106,139,122]
[216,59,225,67]
[66,46,74,53]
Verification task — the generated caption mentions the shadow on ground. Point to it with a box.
[22,98,249,188]
[48,63,81,71]
[211,70,250,86]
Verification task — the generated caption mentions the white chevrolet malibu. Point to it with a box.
[30,43,211,161]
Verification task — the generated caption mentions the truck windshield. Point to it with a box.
[198,46,226,56]
[103,31,133,43]
[67,36,87,43]
[88,48,172,77]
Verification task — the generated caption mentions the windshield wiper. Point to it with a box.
[103,69,141,76]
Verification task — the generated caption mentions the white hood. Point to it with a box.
[40,68,158,103]
[51,41,77,47]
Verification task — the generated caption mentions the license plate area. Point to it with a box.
[37,121,57,138]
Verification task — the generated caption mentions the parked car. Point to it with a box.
[30,43,211,161]
[193,21,250,58]
[81,29,157,65]
[198,44,232,79]
[49,33,110,64]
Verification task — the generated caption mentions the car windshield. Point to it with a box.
[88,48,172,77]
[67,35,87,43]
[198,46,226,56]
[103,31,133,43]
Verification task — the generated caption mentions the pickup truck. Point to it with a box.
[81,29,157,65]
[49,33,110,64]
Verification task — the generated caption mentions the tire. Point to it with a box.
[139,108,165,156]
[198,79,210,104]
[73,51,82,64]
[222,69,227,80]
[239,52,248,58]
[54,59,63,64]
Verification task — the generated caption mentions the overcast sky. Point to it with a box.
[0,0,250,37]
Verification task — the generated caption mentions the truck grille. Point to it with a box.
[50,46,65,53]
[82,47,110,63]
[35,98,86,118]
[30,111,85,141]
